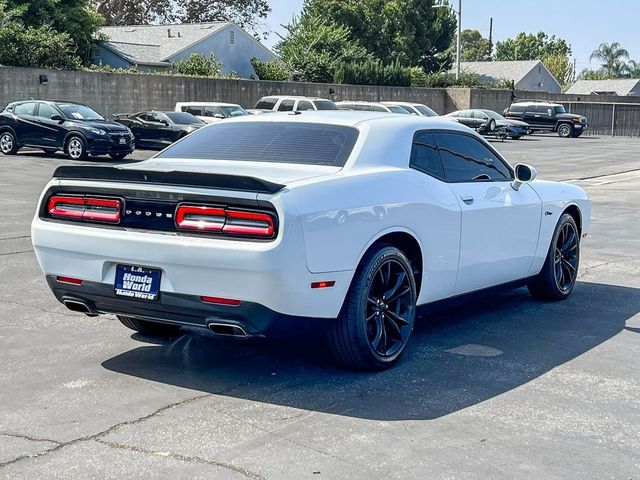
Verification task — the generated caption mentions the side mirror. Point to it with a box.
[51,114,64,122]
[161,120,169,126]
[512,163,538,191]
[213,113,225,119]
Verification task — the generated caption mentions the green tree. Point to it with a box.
[333,58,411,86]
[250,57,290,81]
[543,54,574,86]
[625,59,640,78]
[494,32,571,61]
[5,0,102,62]
[453,29,491,62]
[173,53,223,77]
[577,69,610,80]
[0,0,82,68]
[276,12,371,83]
[590,42,629,78]
[303,0,456,73]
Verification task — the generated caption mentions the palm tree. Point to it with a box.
[625,60,640,78]
[590,42,629,77]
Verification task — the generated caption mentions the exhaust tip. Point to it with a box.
[207,322,248,337]
[62,298,98,317]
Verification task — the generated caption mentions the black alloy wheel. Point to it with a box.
[528,213,580,300]
[365,258,415,357]
[558,123,573,138]
[328,245,417,370]
[553,222,579,293]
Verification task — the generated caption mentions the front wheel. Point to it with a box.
[117,315,182,337]
[65,135,87,160]
[328,245,417,370]
[0,131,19,155]
[557,123,573,138]
[528,213,580,301]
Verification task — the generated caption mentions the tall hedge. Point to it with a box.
[333,59,412,87]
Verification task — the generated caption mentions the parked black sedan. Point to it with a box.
[445,109,531,139]
[114,111,204,149]
[0,100,134,160]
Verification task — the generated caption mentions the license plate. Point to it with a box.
[115,265,161,301]
[119,137,127,144]
[575,125,583,129]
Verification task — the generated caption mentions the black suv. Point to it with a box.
[503,101,588,138]
[0,100,135,160]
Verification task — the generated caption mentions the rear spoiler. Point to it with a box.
[51,166,286,194]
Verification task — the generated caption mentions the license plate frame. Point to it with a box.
[118,137,127,144]
[114,265,161,301]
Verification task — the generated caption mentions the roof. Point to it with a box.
[98,22,230,65]
[456,60,548,84]
[566,79,640,96]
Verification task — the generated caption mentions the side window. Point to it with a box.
[535,105,552,116]
[37,103,58,119]
[473,111,488,119]
[371,105,386,112]
[204,106,224,117]
[278,99,295,112]
[185,106,203,116]
[410,132,445,181]
[138,113,152,122]
[13,102,36,116]
[433,132,512,183]
[296,100,313,111]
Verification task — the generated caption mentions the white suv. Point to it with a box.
[175,102,248,123]
[253,96,338,112]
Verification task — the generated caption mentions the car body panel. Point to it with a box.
[31,112,591,328]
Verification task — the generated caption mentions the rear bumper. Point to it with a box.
[47,276,329,337]
[31,215,354,319]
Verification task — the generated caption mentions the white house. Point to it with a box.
[566,79,640,96]
[455,60,562,94]
[92,22,278,78]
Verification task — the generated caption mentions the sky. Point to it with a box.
[263,0,640,74]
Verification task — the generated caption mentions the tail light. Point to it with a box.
[175,204,275,238]
[47,195,121,223]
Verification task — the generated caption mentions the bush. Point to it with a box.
[408,67,506,88]
[0,23,81,69]
[173,53,223,78]
[334,59,412,87]
[250,57,290,81]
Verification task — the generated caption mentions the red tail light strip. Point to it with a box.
[56,275,83,285]
[48,195,121,223]
[201,296,241,306]
[176,204,275,238]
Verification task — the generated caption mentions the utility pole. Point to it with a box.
[456,0,462,80]
[573,58,577,82]
[488,17,493,58]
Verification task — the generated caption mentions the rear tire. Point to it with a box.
[117,315,182,337]
[557,123,573,138]
[328,245,417,370]
[528,213,580,301]
[0,131,19,155]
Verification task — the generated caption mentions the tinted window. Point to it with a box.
[415,105,438,117]
[38,103,58,119]
[509,104,525,114]
[157,122,359,167]
[554,105,566,114]
[433,132,512,182]
[278,99,295,112]
[371,105,386,112]
[297,100,313,111]
[14,102,36,116]
[184,106,203,115]
[314,100,338,110]
[204,106,223,116]
[410,132,445,181]
[166,112,203,124]
[255,98,277,110]
[138,113,153,121]
[535,105,553,115]
[219,105,248,117]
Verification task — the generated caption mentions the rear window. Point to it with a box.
[415,105,438,117]
[314,100,338,110]
[255,98,277,110]
[166,112,203,124]
[509,104,525,113]
[156,122,359,167]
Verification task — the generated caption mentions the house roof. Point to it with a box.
[456,60,552,84]
[99,22,230,64]
[566,79,640,96]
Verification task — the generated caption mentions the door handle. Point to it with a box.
[461,195,474,205]
[534,114,540,117]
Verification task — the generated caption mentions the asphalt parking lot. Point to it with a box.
[1,134,639,479]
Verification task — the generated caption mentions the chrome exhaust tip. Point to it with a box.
[207,322,249,337]
[62,298,98,317]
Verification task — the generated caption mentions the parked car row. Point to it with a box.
[0,96,589,161]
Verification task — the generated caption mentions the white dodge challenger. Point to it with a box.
[32,112,591,370]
